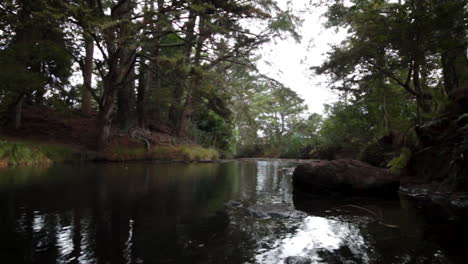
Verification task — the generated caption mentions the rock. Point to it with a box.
[225,200,243,208]
[359,133,400,167]
[279,167,295,175]
[284,256,312,264]
[317,246,360,264]
[247,203,307,219]
[400,184,468,210]
[293,159,400,196]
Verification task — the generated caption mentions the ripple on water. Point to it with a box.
[254,216,371,264]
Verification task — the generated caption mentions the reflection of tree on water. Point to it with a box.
[255,161,293,204]
[0,163,255,263]
[1,161,467,264]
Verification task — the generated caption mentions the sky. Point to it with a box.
[256,0,348,115]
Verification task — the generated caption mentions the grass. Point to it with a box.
[0,139,220,166]
[0,139,84,167]
[108,144,220,162]
[0,140,51,167]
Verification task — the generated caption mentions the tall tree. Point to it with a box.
[0,0,72,128]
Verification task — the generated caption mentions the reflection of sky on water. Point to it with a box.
[30,210,98,263]
[255,216,370,264]
[252,161,371,264]
[256,161,293,204]
[256,161,270,194]
[2,162,459,264]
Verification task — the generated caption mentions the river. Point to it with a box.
[0,160,467,263]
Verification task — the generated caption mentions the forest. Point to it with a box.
[0,0,467,180]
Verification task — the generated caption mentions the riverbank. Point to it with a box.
[0,105,219,167]
[0,139,220,168]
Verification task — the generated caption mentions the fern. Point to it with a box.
[387,148,412,173]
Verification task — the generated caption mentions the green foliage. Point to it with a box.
[193,108,234,153]
[279,133,306,159]
[0,0,305,156]
[228,63,311,158]
[387,148,412,173]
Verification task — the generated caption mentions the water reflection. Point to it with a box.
[0,161,467,263]
[255,216,369,264]
[255,161,292,204]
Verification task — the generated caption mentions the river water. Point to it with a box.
[0,160,467,263]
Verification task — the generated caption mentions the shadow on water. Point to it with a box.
[0,161,467,263]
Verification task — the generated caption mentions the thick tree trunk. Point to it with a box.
[176,15,205,136]
[97,82,117,150]
[176,95,193,137]
[116,1,136,130]
[170,11,196,128]
[117,67,134,130]
[96,0,136,149]
[82,33,94,115]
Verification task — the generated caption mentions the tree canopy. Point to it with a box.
[0,0,466,162]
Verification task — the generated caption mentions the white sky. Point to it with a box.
[256,0,347,115]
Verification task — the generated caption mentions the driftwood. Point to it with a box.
[131,129,152,150]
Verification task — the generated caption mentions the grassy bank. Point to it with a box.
[106,145,220,162]
[0,138,220,167]
[0,140,83,167]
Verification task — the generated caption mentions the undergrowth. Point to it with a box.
[387,147,412,173]
[109,145,220,162]
[0,140,50,167]
[0,140,81,167]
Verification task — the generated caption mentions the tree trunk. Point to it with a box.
[96,0,136,149]
[34,63,45,105]
[11,94,26,130]
[82,33,94,115]
[176,95,193,137]
[116,0,136,130]
[117,67,134,130]
[97,81,117,150]
[437,0,468,114]
[176,14,205,136]
[170,11,196,128]
[137,61,147,128]
[152,0,163,122]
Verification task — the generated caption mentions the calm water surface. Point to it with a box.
[0,161,467,263]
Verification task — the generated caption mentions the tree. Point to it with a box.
[0,0,72,128]
[315,0,467,121]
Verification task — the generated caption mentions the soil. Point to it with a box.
[1,105,191,152]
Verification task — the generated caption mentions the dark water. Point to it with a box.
[0,161,467,264]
